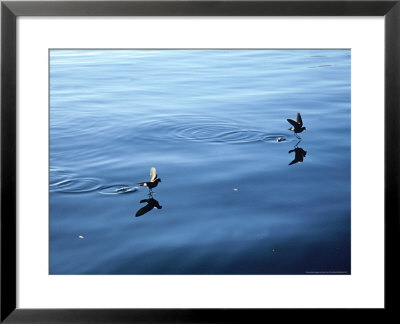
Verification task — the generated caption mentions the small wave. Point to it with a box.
[50,178,101,194]
[98,185,138,195]
[308,64,334,69]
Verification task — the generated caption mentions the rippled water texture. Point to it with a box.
[50,49,351,274]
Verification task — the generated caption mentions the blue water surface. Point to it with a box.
[49,49,351,274]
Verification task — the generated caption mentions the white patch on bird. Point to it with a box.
[143,183,147,186]
[78,235,84,239]
[276,137,282,142]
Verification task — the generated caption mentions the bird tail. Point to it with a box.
[137,182,147,187]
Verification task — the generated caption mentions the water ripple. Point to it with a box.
[50,168,137,195]
[49,168,70,185]
[137,115,287,144]
[50,178,101,194]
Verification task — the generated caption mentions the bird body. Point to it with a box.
[138,167,161,192]
[287,112,306,138]
[137,179,161,190]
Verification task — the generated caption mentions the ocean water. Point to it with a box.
[49,49,351,274]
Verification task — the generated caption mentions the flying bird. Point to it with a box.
[138,167,161,193]
[287,112,306,138]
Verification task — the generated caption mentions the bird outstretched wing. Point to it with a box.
[296,112,303,126]
[150,167,157,182]
[287,119,298,128]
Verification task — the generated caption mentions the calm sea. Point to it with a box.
[49,49,351,274]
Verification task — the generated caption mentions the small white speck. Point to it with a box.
[233,188,239,191]
[78,235,84,239]
[276,137,282,142]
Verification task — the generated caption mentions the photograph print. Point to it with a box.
[49,49,350,274]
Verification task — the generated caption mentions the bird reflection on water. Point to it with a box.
[135,195,162,217]
[288,140,307,165]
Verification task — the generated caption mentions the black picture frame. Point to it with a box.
[1,0,399,322]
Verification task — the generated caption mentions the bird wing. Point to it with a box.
[150,167,157,182]
[287,119,298,128]
[296,112,303,127]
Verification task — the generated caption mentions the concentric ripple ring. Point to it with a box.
[137,115,288,144]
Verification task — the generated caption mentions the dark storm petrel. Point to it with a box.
[287,112,306,138]
[138,167,161,193]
